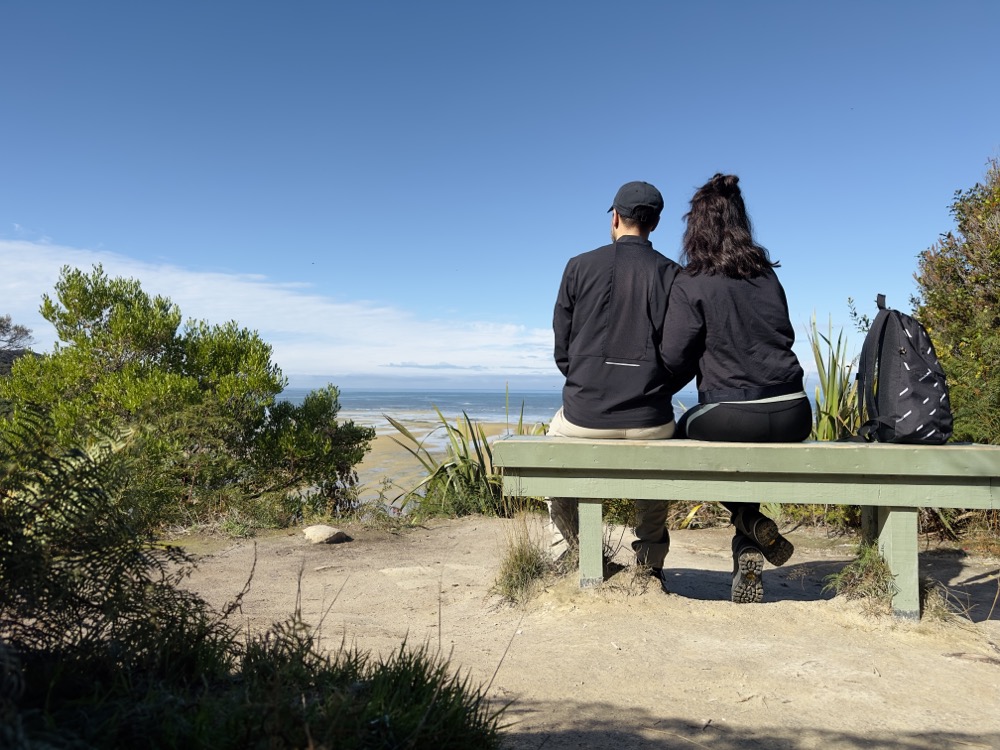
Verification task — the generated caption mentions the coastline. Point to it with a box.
[326,387,696,506]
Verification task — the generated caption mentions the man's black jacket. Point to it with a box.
[553,235,684,428]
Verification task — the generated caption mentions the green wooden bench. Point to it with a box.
[492,436,1000,619]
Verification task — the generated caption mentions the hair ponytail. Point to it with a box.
[681,173,777,279]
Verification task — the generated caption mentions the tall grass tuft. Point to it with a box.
[493,514,551,605]
[504,382,549,437]
[823,542,897,615]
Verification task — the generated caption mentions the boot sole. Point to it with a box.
[746,517,794,567]
[732,548,764,604]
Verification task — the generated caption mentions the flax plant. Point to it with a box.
[388,408,505,517]
[772,315,864,530]
[389,392,550,519]
[809,314,860,441]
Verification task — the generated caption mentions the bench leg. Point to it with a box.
[876,506,920,620]
[860,506,877,545]
[578,499,604,588]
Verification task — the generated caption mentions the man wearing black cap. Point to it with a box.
[547,181,686,576]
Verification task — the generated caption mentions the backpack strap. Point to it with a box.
[857,415,897,442]
[855,294,891,442]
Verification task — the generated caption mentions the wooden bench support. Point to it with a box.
[877,506,920,619]
[579,500,603,587]
[494,436,1000,620]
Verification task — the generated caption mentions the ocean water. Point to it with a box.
[277,387,701,493]
[277,386,701,440]
[278,387,561,432]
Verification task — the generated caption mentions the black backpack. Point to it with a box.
[856,294,953,444]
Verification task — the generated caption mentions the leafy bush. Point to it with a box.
[0,265,373,530]
[0,314,32,377]
[0,411,502,749]
[252,384,375,521]
[913,158,1000,445]
[912,158,1000,542]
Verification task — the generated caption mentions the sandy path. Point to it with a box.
[179,507,1000,749]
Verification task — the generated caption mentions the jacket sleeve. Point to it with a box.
[553,259,575,377]
[651,261,679,349]
[659,281,703,392]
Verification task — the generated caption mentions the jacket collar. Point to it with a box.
[614,234,653,249]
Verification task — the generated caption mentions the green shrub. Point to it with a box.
[0,411,502,749]
[602,498,636,527]
[0,265,373,531]
[913,158,1000,446]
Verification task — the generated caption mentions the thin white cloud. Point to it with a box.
[0,240,555,384]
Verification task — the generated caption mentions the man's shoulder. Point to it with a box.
[645,247,681,277]
[563,242,678,294]
[574,241,616,258]
[620,238,680,266]
[653,249,681,269]
[571,240,679,266]
[565,243,615,271]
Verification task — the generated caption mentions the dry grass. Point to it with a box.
[823,542,897,616]
[492,514,551,605]
[599,563,658,597]
[492,515,645,604]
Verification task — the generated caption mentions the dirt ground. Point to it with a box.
[177,434,1000,750]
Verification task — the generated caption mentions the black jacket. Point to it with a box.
[553,235,681,428]
[659,269,804,404]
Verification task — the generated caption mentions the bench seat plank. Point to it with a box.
[494,437,999,509]
[493,435,1000,620]
[500,473,996,508]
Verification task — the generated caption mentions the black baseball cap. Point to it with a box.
[608,181,664,223]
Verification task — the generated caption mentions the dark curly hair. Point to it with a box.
[680,173,778,278]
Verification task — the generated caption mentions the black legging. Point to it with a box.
[675,397,813,522]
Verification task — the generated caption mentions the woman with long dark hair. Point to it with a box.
[661,173,812,603]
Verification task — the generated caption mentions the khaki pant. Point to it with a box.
[545,408,674,568]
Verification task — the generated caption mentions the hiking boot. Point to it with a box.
[734,509,794,567]
[731,537,764,604]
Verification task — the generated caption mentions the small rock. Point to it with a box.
[303,525,348,544]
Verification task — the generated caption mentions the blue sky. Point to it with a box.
[2,1,998,391]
